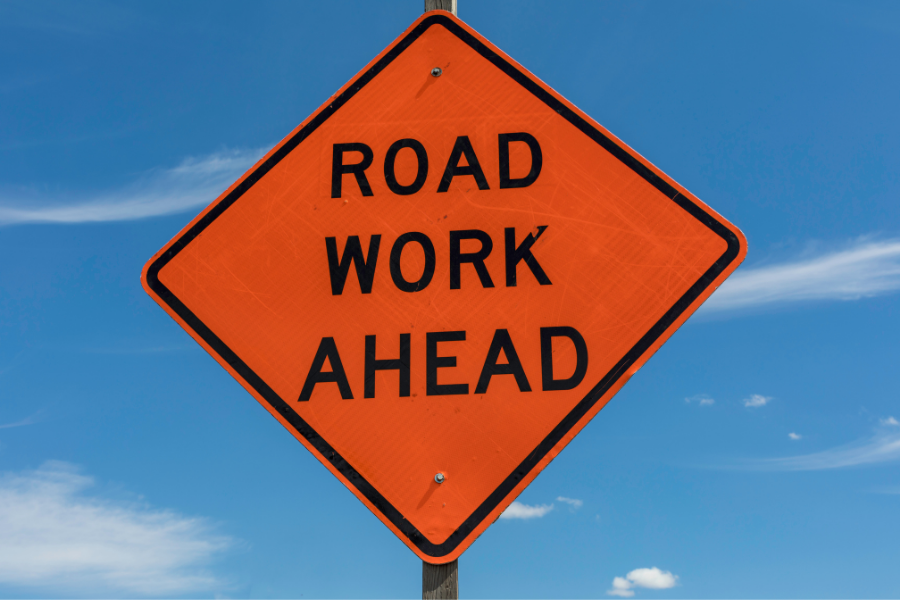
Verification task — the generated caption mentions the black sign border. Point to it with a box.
[145,14,742,559]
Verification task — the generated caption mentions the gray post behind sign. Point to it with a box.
[423,560,459,599]
[419,0,459,592]
[424,0,457,15]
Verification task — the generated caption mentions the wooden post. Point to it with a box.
[422,4,458,594]
[424,0,457,16]
[420,3,458,597]
[423,560,458,599]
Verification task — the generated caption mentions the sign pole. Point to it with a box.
[419,3,459,597]
[424,0,457,17]
[423,560,459,600]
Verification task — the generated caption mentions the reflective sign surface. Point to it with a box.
[142,12,746,563]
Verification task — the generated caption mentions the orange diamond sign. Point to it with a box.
[142,12,746,563]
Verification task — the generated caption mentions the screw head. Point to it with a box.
[434,472,445,484]
[431,67,442,77]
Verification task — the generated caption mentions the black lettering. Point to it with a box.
[390,232,436,292]
[426,331,469,395]
[364,334,411,398]
[437,136,490,192]
[298,337,354,401]
[505,226,551,287]
[332,143,374,198]
[325,235,381,295]
[540,326,588,391]
[474,329,531,394]
[384,139,428,195]
[449,229,494,289]
[499,132,542,189]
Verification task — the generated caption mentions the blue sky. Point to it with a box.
[1,1,899,597]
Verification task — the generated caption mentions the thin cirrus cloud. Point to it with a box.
[726,421,900,471]
[4,146,900,320]
[500,501,554,520]
[0,147,266,226]
[0,461,231,595]
[607,567,679,597]
[556,496,583,509]
[685,394,715,406]
[702,238,900,313]
[0,414,39,430]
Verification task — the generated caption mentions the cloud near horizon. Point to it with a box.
[702,238,900,313]
[607,567,679,597]
[0,147,265,226]
[0,461,231,595]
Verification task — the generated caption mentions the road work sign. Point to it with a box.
[142,12,746,563]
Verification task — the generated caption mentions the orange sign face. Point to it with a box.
[142,12,746,563]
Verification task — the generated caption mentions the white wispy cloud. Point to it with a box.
[881,416,899,426]
[0,413,39,430]
[743,394,772,408]
[556,496,583,510]
[685,394,715,406]
[607,567,679,597]
[500,501,554,520]
[732,422,900,471]
[0,147,265,226]
[0,461,231,595]
[703,238,900,313]
[788,432,802,441]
